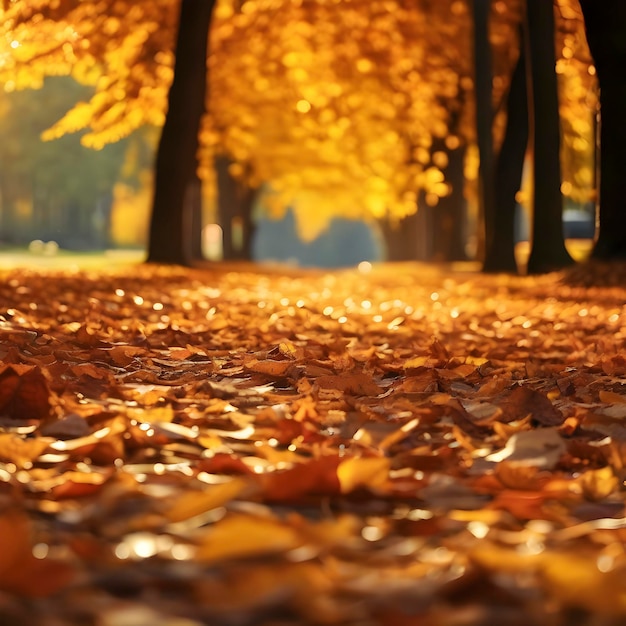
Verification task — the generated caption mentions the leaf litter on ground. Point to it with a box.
[0,260,624,624]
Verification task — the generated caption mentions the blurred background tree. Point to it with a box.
[0,77,153,249]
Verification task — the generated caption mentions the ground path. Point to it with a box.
[0,259,624,625]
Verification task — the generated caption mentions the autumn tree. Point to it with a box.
[146,0,214,265]
[0,0,190,258]
[204,0,460,244]
[578,0,626,260]
[482,26,526,273]
[477,0,593,274]
[524,0,574,274]
[0,0,598,267]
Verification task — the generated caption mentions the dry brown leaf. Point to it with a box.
[0,363,53,421]
[316,372,382,396]
[262,456,342,501]
[498,386,565,426]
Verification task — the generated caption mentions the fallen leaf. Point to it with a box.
[262,456,342,501]
[579,466,619,501]
[0,432,51,468]
[0,509,74,596]
[486,428,565,468]
[195,513,303,562]
[0,364,53,421]
[499,386,564,426]
[337,456,390,493]
[316,372,382,396]
[166,478,250,523]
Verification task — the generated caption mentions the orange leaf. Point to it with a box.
[316,372,382,396]
[0,364,53,421]
[244,358,294,377]
[0,510,74,597]
[262,456,342,501]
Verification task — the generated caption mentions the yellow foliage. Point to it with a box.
[0,0,176,145]
[202,0,471,232]
[110,175,153,248]
[0,0,597,233]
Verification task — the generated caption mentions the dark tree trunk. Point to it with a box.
[579,1,626,260]
[381,210,424,262]
[215,156,257,261]
[146,0,215,265]
[525,0,573,274]
[185,170,204,261]
[433,143,468,262]
[483,32,528,273]
[239,186,258,260]
[472,0,497,265]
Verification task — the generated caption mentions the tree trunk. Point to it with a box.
[525,0,573,274]
[381,203,435,262]
[146,0,215,265]
[185,169,204,261]
[239,186,258,260]
[433,143,468,262]
[483,32,527,273]
[215,156,257,261]
[472,0,497,266]
[579,1,626,260]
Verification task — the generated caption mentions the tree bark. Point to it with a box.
[146,0,215,265]
[472,0,497,266]
[525,0,573,274]
[434,143,468,262]
[185,169,204,261]
[483,32,527,273]
[215,156,257,261]
[381,210,425,262]
[579,1,626,260]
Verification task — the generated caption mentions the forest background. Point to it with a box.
[0,0,608,273]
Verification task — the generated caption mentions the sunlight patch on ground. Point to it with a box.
[0,248,145,270]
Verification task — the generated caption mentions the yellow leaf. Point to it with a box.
[195,513,302,562]
[0,433,50,468]
[469,542,541,575]
[165,478,249,523]
[540,552,626,615]
[127,405,175,423]
[279,341,299,358]
[403,356,430,369]
[337,456,390,493]
[579,466,619,501]
[471,543,626,615]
